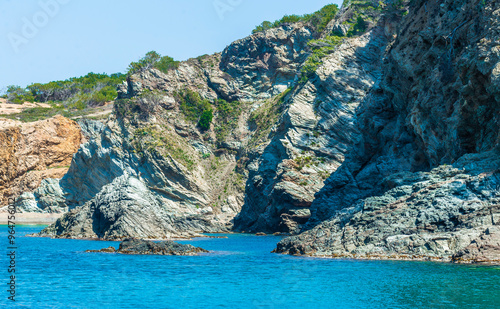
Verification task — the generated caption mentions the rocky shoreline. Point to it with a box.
[274,226,500,265]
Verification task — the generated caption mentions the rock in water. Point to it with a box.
[275,153,500,263]
[86,238,208,256]
[86,247,116,253]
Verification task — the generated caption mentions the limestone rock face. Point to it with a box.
[0,115,82,210]
[234,5,396,234]
[220,23,313,100]
[275,0,500,264]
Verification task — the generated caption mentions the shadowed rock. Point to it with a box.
[274,0,500,264]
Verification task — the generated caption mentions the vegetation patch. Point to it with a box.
[196,54,218,69]
[114,99,141,118]
[301,35,343,80]
[346,16,367,37]
[214,99,242,143]
[300,0,394,81]
[318,170,331,180]
[136,89,169,114]
[133,126,195,170]
[252,4,339,34]
[293,155,327,171]
[199,109,213,131]
[127,51,180,75]
[0,103,104,122]
[4,72,125,112]
[341,0,402,38]
[174,89,213,129]
[248,88,291,146]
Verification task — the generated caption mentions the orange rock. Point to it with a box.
[0,115,82,206]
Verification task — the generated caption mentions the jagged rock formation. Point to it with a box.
[118,23,312,103]
[452,226,500,264]
[235,3,398,234]
[0,115,82,210]
[219,23,313,100]
[36,12,346,239]
[275,0,500,264]
[86,238,208,256]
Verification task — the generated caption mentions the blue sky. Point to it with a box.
[0,0,342,90]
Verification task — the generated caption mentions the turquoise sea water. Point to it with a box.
[1,226,499,309]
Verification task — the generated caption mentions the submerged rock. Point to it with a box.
[86,246,116,253]
[86,238,209,256]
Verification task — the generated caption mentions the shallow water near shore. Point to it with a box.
[1,226,499,308]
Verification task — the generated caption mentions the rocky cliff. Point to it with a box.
[275,0,500,264]
[234,1,400,234]
[35,10,342,239]
[30,0,500,263]
[0,115,82,211]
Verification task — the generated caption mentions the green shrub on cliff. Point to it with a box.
[252,4,339,34]
[307,4,340,32]
[175,89,213,126]
[248,88,291,145]
[347,16,367,36]
[114,98,140,118]
[301,35,343,80]
[4,72,124,112]
[199,109,213,131]
[253,15,303,33]
[214,99,242,142]
[1,103,92,122]
[27,72,125,105]
[127,51,180,75]
[4,106,59,122]
[133,126,196,170]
